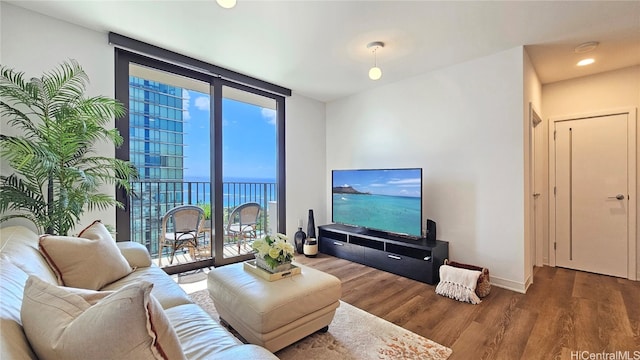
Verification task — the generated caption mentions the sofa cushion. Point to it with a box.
[21,276,186,360]
[164,303,241,359]
[102,266,192,309]
[38,221,132,290]
[116,241,153,268]
[0,258,38,360]
[0,226,59,284]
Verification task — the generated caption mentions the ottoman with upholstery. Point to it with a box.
[207,262,342,352]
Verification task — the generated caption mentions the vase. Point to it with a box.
[307,209,316,238]
[294,227,306,254]
[254,255,292,273]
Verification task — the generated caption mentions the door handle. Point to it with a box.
[387,254,402,260]
[607,194,625,200]
[333,241,344,246]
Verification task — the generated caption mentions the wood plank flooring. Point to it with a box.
[294,254,640,360]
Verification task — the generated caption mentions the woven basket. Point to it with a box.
[444,259,491,298]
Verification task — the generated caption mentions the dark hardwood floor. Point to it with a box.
[294,254,640,360]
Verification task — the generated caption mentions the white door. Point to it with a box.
[554,113,629,277]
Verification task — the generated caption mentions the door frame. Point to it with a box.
[548,108,637,280]
[530,103,544,268]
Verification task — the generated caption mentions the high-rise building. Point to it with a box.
[128,76,186,254]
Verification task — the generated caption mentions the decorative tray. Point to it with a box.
[243,260,301,281]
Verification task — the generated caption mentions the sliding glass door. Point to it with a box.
[220,85,278,260]
[115,49,285,273]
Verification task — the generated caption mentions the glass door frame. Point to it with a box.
[212,79,286,266]
[114,49,286,274]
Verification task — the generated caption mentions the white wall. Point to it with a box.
[1,3,328,241]
[285,94,327,238]
[543,65,640,279]
[326,47,528,292]
[1,3,115,233]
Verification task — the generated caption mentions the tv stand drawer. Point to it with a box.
[318,236,363,263]
[364,248,434,283]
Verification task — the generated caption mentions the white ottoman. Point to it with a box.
[207,262,341,352]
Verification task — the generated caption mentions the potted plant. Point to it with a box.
[198,202,211,229]
[0,60,137,235]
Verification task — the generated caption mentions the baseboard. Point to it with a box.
[491,276,527,294]
[524,273,533,291]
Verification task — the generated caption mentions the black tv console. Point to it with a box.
[318,224,448,285]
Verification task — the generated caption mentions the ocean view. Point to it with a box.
[332,193,421,237]
[183,177,277,208]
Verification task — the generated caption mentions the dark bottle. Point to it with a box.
[294,227,306,254]
[307,209,316,238]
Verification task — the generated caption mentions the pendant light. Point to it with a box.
[367,41,384,80]
[216,0,237,9]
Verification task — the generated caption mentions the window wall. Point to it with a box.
[114,46,287,274]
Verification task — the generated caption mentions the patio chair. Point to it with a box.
[225,202,261,254]
[159,205,205,266]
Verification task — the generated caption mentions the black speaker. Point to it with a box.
[426,219,436,241]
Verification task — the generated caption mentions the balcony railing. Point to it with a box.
[128,180,276,258]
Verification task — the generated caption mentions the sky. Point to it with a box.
[182,89,277,181]
[332,168,422,197]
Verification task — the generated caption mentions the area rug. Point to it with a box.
[189,290,452,360]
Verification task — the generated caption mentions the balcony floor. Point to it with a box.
[151,239,255,267]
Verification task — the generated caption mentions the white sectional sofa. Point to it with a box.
[0,225,278,360]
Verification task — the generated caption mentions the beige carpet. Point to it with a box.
[189,290,452,360]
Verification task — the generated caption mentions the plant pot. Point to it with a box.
[254,255,292,273]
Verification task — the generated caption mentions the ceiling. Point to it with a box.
[7,1,640,102]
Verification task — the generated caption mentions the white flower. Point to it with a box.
[252,234,295,266]
[273,239,287,251]
[252,239,270,257]
[268,247,281,259]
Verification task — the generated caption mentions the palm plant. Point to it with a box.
[0,60,137,235]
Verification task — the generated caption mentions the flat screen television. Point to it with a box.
[332,168,423,238]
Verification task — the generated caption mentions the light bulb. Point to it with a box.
[216,0,237,9]
[369,66,382,80]
[577,58,595,66]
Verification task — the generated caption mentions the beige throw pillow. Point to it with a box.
[39,220,132,290]
[21,276,186,360]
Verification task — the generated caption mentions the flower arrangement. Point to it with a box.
[252,233,295,272]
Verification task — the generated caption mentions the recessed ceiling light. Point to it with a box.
[574,41,599,54]
[577,58,595,66]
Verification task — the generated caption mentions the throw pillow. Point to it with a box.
[39,220,133,290]
[21,276,186,360]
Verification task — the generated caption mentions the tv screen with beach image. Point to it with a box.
[332,168,422,237]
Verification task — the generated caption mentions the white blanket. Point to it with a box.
[435,264,482,304]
